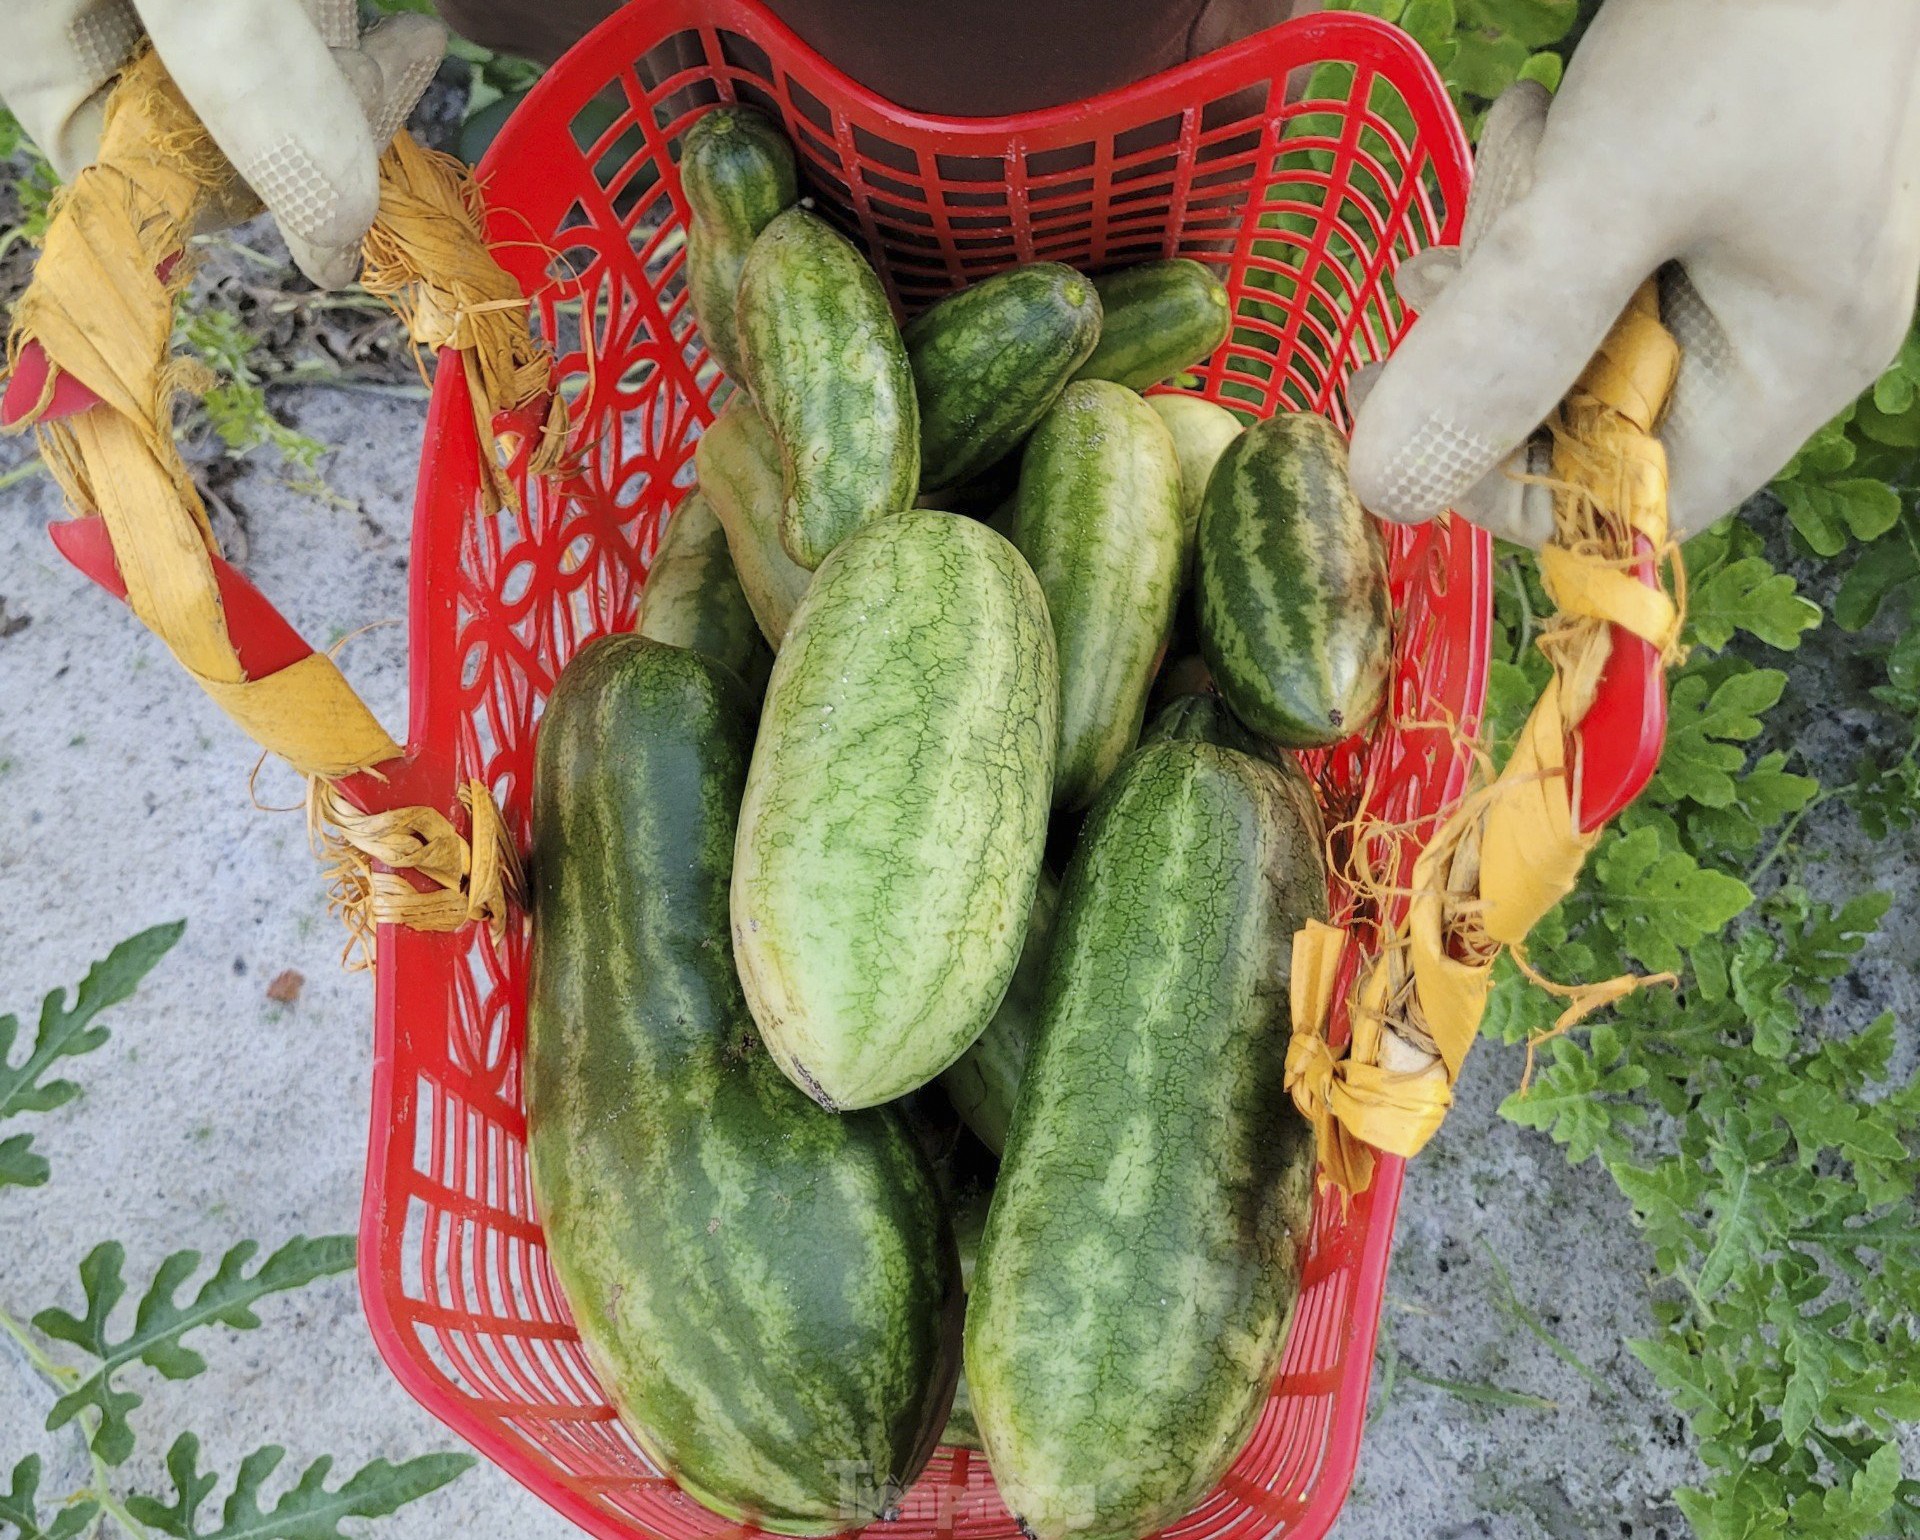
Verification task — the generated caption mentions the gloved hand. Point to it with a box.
[1,0,447,288]
[1349,0,1920,546]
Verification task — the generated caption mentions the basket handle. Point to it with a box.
[4,47,543,963]
[1288,278,1685,1197]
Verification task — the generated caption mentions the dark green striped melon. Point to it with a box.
[967,734,1324,1540]
[528,636,960,1535]
[1197,411,1392,746]
[906,262,1102,493]
[680,105,798,382]
[1141,690,1283,768]
[1071,259,1231,391]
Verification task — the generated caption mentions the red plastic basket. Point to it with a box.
[358,5,1487,1538]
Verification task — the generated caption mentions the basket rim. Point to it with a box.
[482,0,1467,148]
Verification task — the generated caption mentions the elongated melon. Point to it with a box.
[906,262,1101,493]
[737,208,920,568]
[967,734,1324,1540]
[638,489,772,697]
[694,396,813,647]
[733,510,1058,1110]
[1009,380,1183,810]
[679,105,797,381]
[529,636,960,1535]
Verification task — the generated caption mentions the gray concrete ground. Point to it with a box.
[0,376,1910,1540]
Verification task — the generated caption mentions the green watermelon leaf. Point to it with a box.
[126,1436,472,1540]
[1833,539,1917,631]
[1648,664,1787,809]
[1686,553,1821,651]
[0,1459,98,1540]
[0,921,184,1189]
[1778,477,1902,556]
[1589,825,1753,974]
[35,1237,355,1465]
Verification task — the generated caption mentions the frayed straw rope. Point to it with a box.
[361,133,570,513]
[4,47,543,962]
[311,778,524,971]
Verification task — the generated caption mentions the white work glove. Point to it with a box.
[0,0,447,288]
[1349,0,1920,546]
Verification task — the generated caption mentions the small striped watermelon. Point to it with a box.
[1197,412,1392,747]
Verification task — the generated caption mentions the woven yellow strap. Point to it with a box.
[1286,281,1685,1197]
[4,47,549,960]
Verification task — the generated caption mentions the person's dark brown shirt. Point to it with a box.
[432,0,1310,115]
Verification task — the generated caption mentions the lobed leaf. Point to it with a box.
[1499,1035,1645,1163]
[1691,1145,1766,1297]
[1686,547,1822,652]
[1683,752,1819,859]
[1648,664,1787,809]
[0,1134,49,1191]
[1778,477,1902,557]
[35,1236,355,1465]
[1833,536,1917,632]
[1590,825,1753,974]
[0,1459,97,1540]
[0,922,184,1188]
[127,1436,472,1540]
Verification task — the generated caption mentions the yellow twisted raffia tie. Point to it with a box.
[360,131,570,513]
[311,779,524,969]
[4,47,538,961]
[1285,281,1685,1198]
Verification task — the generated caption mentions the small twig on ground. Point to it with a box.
[0,457,48,493]
[1400,1366,1557,1413]
[1368,1334,1400,1429]
[1477,1239,1612,1397]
